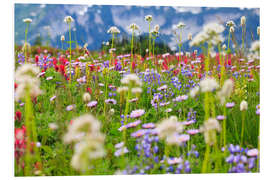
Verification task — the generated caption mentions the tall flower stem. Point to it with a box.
[178,29,182,66]
[131,29,134,72]
[110,33,115,65]
[241,24,246,56]
[123,84,131,143]
[202,144,210,173]
[240,111,246,147]
[68,23,72,83]
[24,23,29,62]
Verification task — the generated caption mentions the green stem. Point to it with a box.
[240,111,245,147]
[68,23,72,83]
[202,144,210,173]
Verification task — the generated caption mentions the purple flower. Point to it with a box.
[226,102,235,108]
[87,101,98,108]
[130,109,145,118]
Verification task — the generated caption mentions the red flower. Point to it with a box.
[87,87,92,94]
[14,83,18,89]
[35,55,39,64]
[15,111,22,121]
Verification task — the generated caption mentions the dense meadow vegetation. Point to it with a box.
[14,15,260,176]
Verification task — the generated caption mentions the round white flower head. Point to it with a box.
[189,86,200,98]
[71,138,106,171]
[64,16,74,24]
[199,77,219,92]
[61,35,65,41]
[82,92,91,102]
[83,43,88,49]
[222,44,227,50]
[117,86,129,94]
[200,118,221,145]
[177,22,186,29]
[250,40,260,52]
[154,24,160,32]
[188,33,192,41]
[15,64,42,101]
[217,79,234,105]
[226,20,236,27]
[156,116,184,140]
[49,123,58,130]
[241,16,246,26]
[131,87,142,94]
[230,26,235,33]
[257,26,260,36]
[107,26,120,34]
[240,100,248,111]
[121,74,142,86]
[63,114,102,144]
[129,23,140,31]
[145,15,153,22]
[23,18,32,23]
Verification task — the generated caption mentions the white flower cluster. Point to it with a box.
[63,114,106,171]
[145,15,153,22]
[156,116,184,145]
[107,26,120,34]
[64,16,74,24]
[200,118,221,145]
[121,74,142,86]
[176,22,186,29]
[15,64,42,101]
[199,77,219,93]
[129,23,140,31]
[23,18,32,23]
[190,22,225,46]
[151,24,160,36]
[217,79,234,105]
[240,100,248,111]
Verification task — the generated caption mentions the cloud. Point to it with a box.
[173,7,202,14]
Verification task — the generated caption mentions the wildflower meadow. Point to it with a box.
[14,5,260,176]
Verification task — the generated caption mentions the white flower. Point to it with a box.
[257,26,260,36]
[60,35,65,41]
[82,92,91,102]
[145,15,152,22]
[15,64,42,101]
[177,22,186,29]
[200,118,221,145]
[109,108,115,115]
[189,86,200,98]
[49,123,58,130]
[230,26,235,33]
[71,139,106,171]
[120,74,142,86]
[117,86,129,94]
[222,44,227,50]
[64,16,74,24]
[131,87,142,94]
[190,22,224,46]
[23,18,32,23]
[250,40,260,52]
[63,114,102,144]
[107,26,120,34]
[217,79,234,104]
[154,24,160,32]
[156,116,184,140]
[199,77,219,92]
[240,100,248,111]
[241,16,246,26]
[226,20,235,27]
[129,23,140,31]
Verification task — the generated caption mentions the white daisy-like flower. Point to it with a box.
[128,23,140,31]
[240,100,248,111]
[156,116,184,140]
[241,16,246,26]
[199,77,219,92]
[145,15,153,22]
[177,22,186,29]
[23,18,32,23]
[64,16,74,24]
[107,26,120,34]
